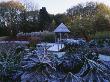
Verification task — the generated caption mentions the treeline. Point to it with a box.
[0,1,110,39]
[66,2,110,40]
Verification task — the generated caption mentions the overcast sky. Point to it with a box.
[37,0,110,14]
[1,0,110,14]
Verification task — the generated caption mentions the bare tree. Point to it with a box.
[20,0,38,11]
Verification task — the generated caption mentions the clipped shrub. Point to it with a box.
[94,31,110,39]
[42,32,55,42]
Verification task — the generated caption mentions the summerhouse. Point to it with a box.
[54,23,70,43]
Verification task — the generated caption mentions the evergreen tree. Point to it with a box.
[38,7,51,31]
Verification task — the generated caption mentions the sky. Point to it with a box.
[0,0,110,14]
[37,0,110,14]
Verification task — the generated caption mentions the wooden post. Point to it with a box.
[67,33,69,39]
[60,33,62,43]
[55,34,56,43]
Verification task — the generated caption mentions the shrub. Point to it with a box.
[42,33,55,42]
[27,37,41,49]
[97,48,110,55]
[94,31,110,39]
[0,43,25,81]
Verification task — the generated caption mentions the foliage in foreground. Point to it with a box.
[20,40,110,82]
[0,40,110,82]
[0,43,25,82]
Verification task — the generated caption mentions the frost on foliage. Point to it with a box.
[57,53,84,74]
[63,72,83,82]
[67,43,110,82]
[89,40,97,47]
[21,72,47,82]
[63,39,99,60]
[21,71,64,82]
[78,59,110,82]
[18,40,110,82]
[98,60,110,70]
[21,51,55,70]
[1,41,110,81]
[21,50,58,82]
[63,39,86,47]
[0,43,25,80]
[63,39,85,52]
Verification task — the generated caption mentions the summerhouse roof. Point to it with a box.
[54,23,70,33]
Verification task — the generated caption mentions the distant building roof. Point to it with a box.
[54,23,70,33]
